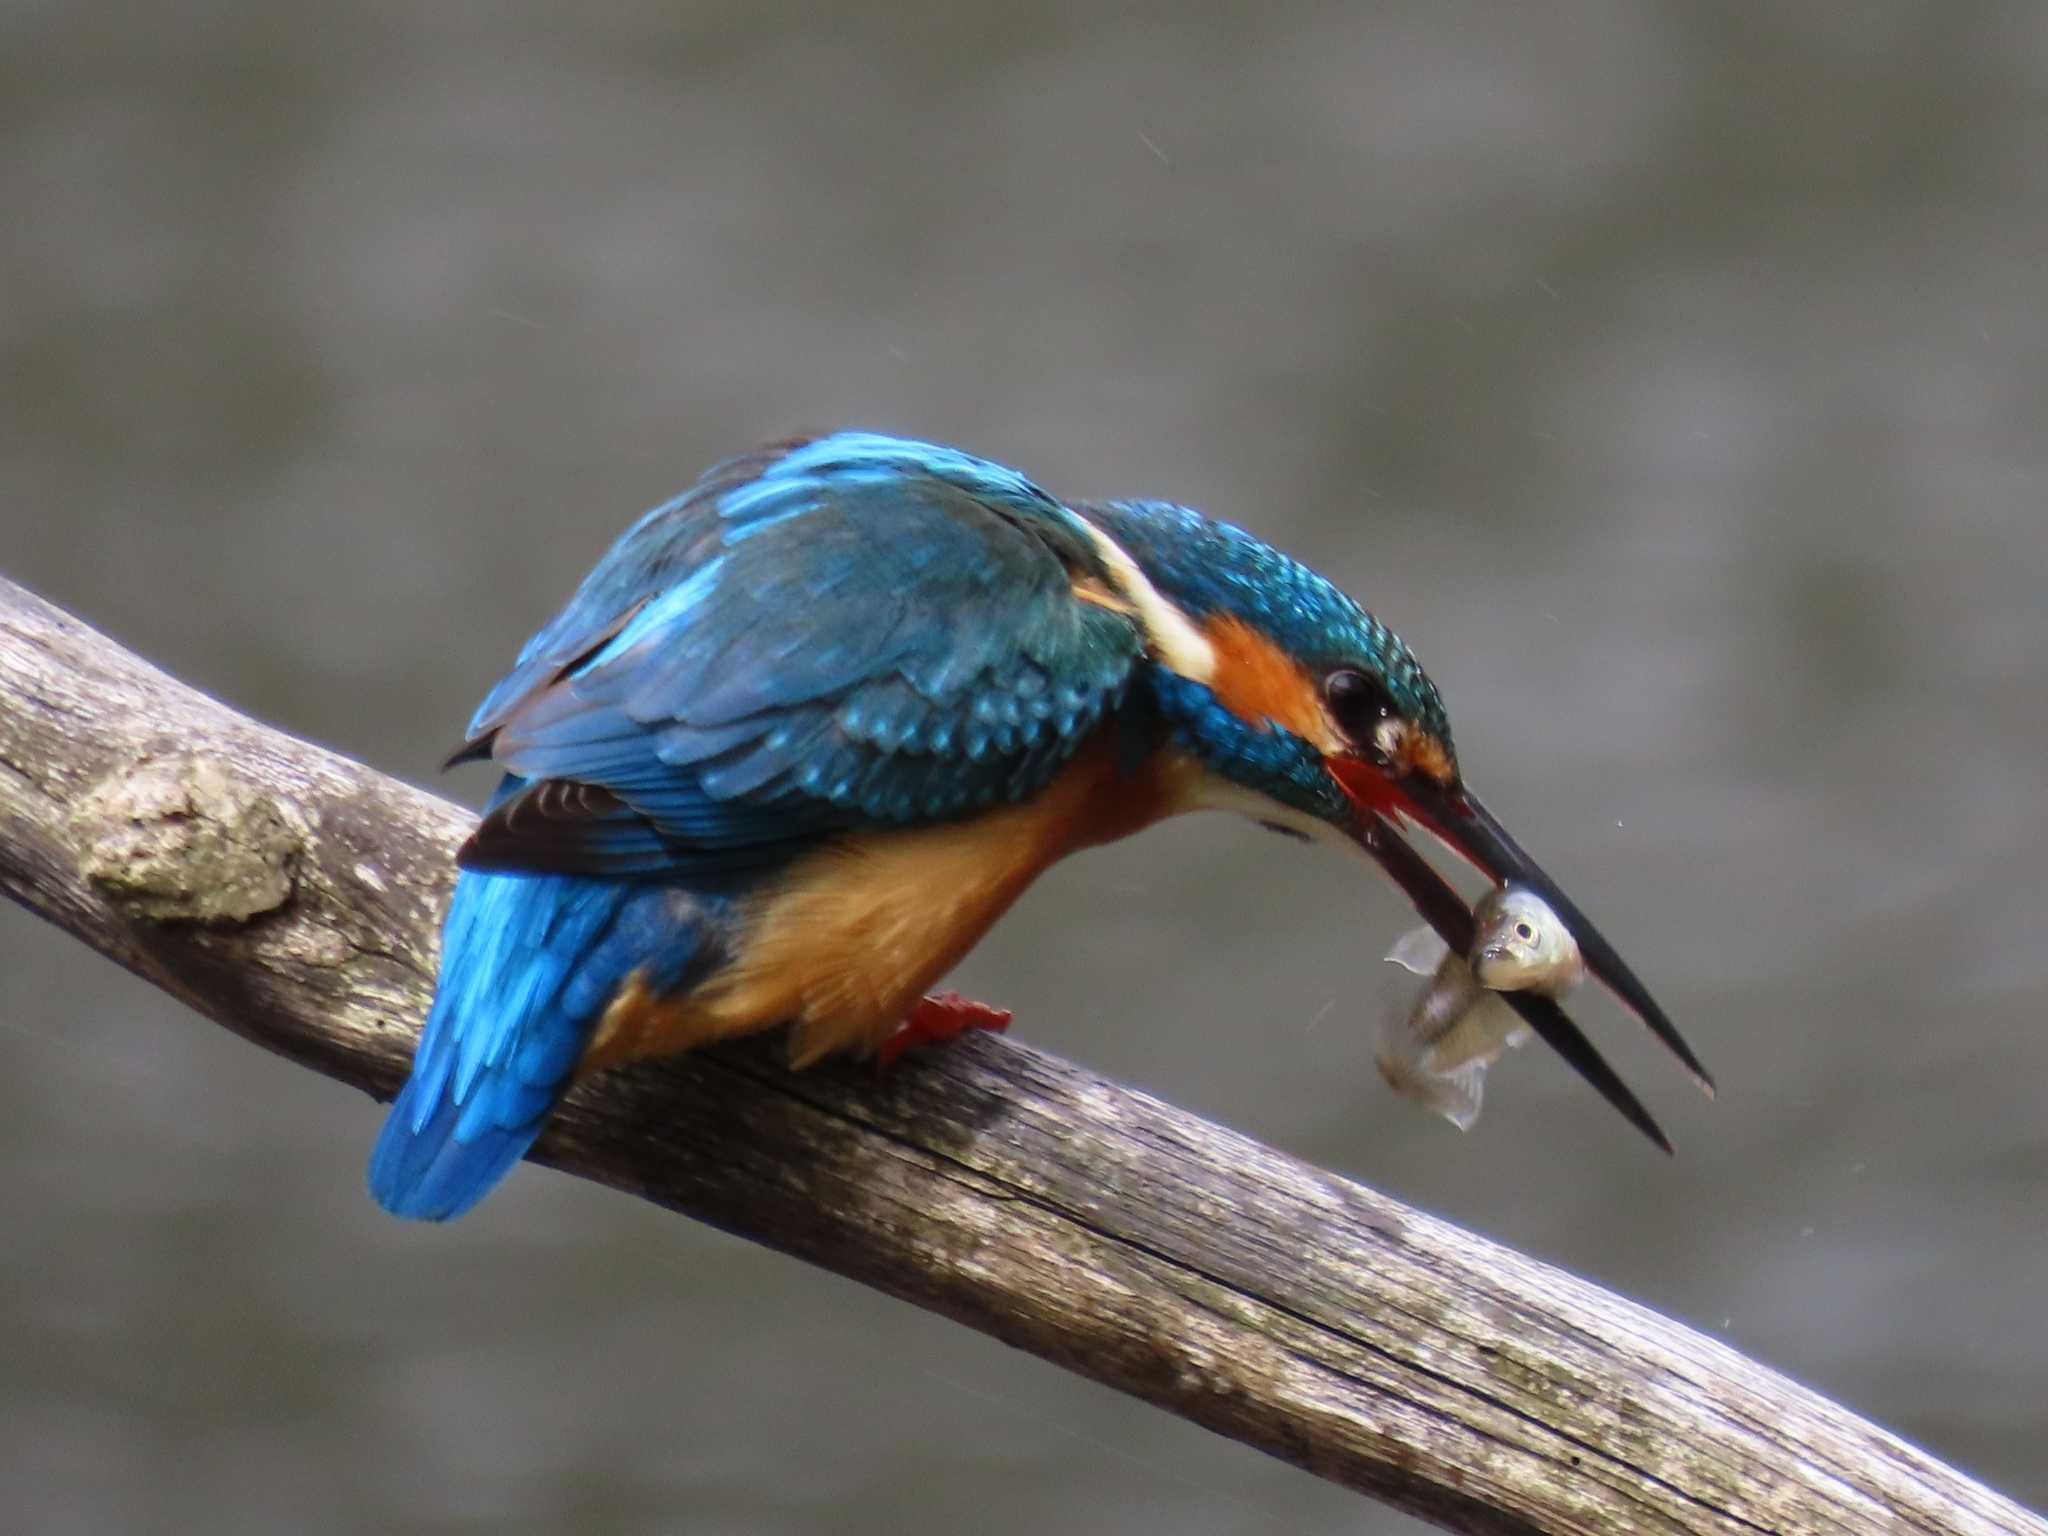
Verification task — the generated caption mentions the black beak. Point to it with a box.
[1354,777,1714,1151]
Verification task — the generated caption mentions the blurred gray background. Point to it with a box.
[5,4,2045,1532]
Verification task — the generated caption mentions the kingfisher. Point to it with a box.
[369,431,1711,1220]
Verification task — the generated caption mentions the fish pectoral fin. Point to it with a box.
[1385,924,1452,976]
[1468,993,1534,1055]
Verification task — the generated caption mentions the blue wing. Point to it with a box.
[456,433,1147,878]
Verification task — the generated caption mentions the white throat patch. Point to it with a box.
[1076,520,1218,684]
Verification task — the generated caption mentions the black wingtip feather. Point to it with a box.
[458,777,635,874]
[443,733,496,770]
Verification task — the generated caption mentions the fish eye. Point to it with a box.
[1513,921,1535,942]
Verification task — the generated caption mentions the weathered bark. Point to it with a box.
[0,572,2037,1536]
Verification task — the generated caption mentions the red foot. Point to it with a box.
[877,990,1013,1068]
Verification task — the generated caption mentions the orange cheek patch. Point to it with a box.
[1203,615,1335,748]
[1400,730,1456,786]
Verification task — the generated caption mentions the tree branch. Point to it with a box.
[0,572,2037,1536]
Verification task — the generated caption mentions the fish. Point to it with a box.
[1376,884,1586,1130]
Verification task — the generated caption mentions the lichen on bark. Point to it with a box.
[71,752,299,923]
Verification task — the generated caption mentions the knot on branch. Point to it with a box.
[71,752,300,923]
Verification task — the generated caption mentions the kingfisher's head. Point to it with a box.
[1075,499,1456,829]
[1073,499,1710,1142]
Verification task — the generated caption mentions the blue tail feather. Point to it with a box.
[369,866,707,1221]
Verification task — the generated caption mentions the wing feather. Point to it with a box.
[454,433,1146,879]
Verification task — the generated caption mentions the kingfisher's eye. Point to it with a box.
[1324,667,1396,748]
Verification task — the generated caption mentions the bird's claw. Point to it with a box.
[877,990,1013,1068]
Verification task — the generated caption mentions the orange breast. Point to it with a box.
[578,729,1205,1075]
